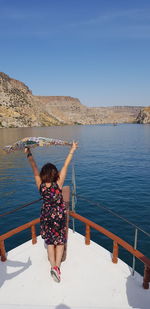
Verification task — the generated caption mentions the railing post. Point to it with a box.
[143,265,150,289]
[71,164,76,233]
[0,240,7,262]
[85,224,90,245]
[62,186,70,262]
[112,240,118,263]
[31,225,37,244]
[132,228,138,276]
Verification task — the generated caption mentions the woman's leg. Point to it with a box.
[47,245,56,268]
[55,244,64,268]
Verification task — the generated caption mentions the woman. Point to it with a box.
[25,141,78,282]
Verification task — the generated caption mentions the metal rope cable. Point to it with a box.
[1,156,149,239]
[0,198,42,217]
[1,192,149,239]
[76,194,150,238]
[0,160,72,219]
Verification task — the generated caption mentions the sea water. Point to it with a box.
[0,124,150,274]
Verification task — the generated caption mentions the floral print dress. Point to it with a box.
[40,182,67,245]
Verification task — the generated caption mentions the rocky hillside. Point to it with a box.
[0,72,147,128]
[0,72,65,127]
[136,107,150,124]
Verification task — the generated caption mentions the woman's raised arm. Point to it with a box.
[25,148,41,189]
[58,141,78,188]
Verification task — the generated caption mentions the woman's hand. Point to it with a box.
[24,147,32,158]
[24,147,31,154]
[71,141,78,152]
[24,147,29,153]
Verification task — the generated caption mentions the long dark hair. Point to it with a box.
[40,163,59,184]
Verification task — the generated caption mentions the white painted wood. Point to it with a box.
[0,229,149,309]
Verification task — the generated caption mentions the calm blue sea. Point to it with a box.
[0,124,150,274]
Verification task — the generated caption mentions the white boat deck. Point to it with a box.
[0,229,150,309]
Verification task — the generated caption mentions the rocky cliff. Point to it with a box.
[0,72,147,128]
[136,107,150,124]
[0,72,65,127]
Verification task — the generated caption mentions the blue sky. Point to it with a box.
[0,0,150,107]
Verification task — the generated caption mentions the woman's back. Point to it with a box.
[40,182,64,207]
